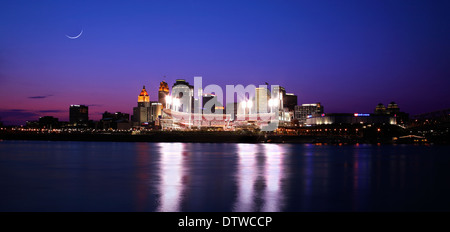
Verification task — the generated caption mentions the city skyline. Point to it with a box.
[1,1,450,125]
[1,78,410,126]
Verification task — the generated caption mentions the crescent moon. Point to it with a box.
[66,29,83,39]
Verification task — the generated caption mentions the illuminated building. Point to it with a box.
[374,103,387,114]
[171,79,194,113]
[202,94,223,114]
[304,102,407,126]
[255,87,270,114]
[387,101,400,114]
[150,101,163,123]
[374,101,409,125]
[158,81,169,108]
[132,85,152,127]
[137,85,150,103]
[69,104,88,125]
[270,86,284,112]
[295,103,324,125]
[305,113,396,125]
[270,86,290,125]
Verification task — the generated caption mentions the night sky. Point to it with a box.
[1,0,449,125]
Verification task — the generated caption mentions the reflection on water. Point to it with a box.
[234,144,257,211]
[134,142,151,211]
[302,148,314,209]
[352,147,371,211]
[233,144,285,212]
[1,141,450,211]
[157,143,186,212]
[261,144,284,212]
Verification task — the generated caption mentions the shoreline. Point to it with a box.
[1,131,443,144]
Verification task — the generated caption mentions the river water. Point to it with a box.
[1,140,449,211]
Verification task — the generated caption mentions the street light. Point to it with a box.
[268,99,274,113]
[165,95,172,109]
[268,98,279,113]
[247,100,252,115]
[241,101,247,110]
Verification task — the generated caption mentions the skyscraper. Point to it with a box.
[387,101,400,114]
[270,86,285,112]
[295,103,324,125]
[255,87,270,114]
[132,85,151,126]
[137,85,150,105]
[150,101,163,123]
[374,101,408,125]
[202,93,223,114]
[69,105,88,125]
[374,103,387,114]
[284,93,298,112]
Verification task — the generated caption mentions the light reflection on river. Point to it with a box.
[157,143,186,212]
[0,140,449,211]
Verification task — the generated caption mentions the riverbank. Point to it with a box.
[0,131,304,143]
[0,130,405,144]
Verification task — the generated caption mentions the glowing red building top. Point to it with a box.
[138,85,150,102]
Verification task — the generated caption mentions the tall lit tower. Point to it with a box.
[158,81,169,108]
[255,87,270,114]
[138,85,150,106]
[133,85,151,126]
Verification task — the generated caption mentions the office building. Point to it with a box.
[305,113,396,125]
[69,104,88,125]
[387,101,400,114]
[284,93,298,112]
[101,111,130,130]
[202,94,223,114]
[295,103,324,125]
[132,86,152,126]
[255,87,270,114]
[374,101,408,125]
[374,103,387,114]
[150,101,163,123]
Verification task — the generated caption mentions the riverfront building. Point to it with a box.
[295,103,324,125]
[100,111,130,130]
[132,86,152,127]
[373,102,409,126]
[69,104,89,126]
[305,113,396,125]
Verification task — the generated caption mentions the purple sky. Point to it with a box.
[1,0,449,125]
